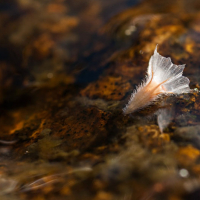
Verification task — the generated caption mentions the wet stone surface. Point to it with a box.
[1,0,200,199]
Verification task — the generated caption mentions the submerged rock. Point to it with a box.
[2,0,200,200]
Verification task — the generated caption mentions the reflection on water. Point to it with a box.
[20,167,92,192]
[1,0,200,199]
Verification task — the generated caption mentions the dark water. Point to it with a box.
[1,0,200,200]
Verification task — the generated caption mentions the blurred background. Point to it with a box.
[1,0,200,200]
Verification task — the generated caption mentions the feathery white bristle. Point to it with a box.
[123,45,191,115]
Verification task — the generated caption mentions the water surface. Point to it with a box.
[1,0,200,199]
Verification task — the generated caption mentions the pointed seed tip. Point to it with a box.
[154,44,158,54]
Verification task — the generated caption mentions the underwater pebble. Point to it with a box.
[179,168,189,178]
[174,126,200,140]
